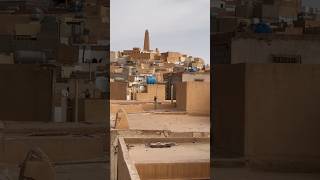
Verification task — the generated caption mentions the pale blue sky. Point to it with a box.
[111,0,210,64]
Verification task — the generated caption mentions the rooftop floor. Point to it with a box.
[213,168,320,180]
[128,141,210,164]
[127,113,210,133]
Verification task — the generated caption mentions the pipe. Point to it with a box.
[74,79,79,122]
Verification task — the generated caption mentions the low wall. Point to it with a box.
[110,82,127,100]
[176,82,210,115]
[117,138,140,180]
[136,84,166,102]
[136,162,210,179]
[0,135,106,164]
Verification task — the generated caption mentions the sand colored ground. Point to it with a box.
[127,113,210,133]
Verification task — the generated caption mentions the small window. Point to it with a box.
[195,79,204,82]
[271,55,301,64]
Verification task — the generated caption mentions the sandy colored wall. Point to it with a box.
[0,64,52,122]
[0,135,106,164]
[214,64,245,158]
[214,64,320,171]
[117,138,140,180]
[110,82,127,100]
[186,82,210,115]
[136,84,165,102]
[136,162,210,180]
[84,99,107,122]
[231,37,320,64]
[175,82,187,111]
[182,73,210,82]
[176,82,210,115]
[245,64,320,171]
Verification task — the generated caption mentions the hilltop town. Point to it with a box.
[109,30,211,179]
[110,30,210,101]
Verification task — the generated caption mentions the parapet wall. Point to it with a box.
[110,82,128,100]
[214,63,320,172]
[136,84,165,102]
[176,81,210,116]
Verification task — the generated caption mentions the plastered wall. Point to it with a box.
[176,82,210,115]
[110,82,127,100]
[0,64,52,122]
[214,63,320,171]
[136,84,165,102]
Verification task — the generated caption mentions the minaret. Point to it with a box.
[143,29,150,52]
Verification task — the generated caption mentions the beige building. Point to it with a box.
[176,81,210,116]
[231,33,320,64]
[161,52,182,63]
[110,82,128,100]
[135,84,166,102]
[262,0,301,23]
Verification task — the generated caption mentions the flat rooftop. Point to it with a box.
[118,138,210,180]
[214,168,320,180]
[127,113,210,133]
[128,141,210,164]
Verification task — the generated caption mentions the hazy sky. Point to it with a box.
[111,0,210,64]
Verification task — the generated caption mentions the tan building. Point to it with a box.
[262,0,301,23]
[135,84,166,101]
[0,64,53,122]
[161,52,182,63]
[182,72,210,82]
[122,47,157,62]
[176,81,210,116]
[231,33,320,64]
[110,82,128,100]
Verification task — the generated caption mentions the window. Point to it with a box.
[271,55,301,64]
[195,79,204,82]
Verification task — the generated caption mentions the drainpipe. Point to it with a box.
[74,79,79,122]
[170,83,173,104]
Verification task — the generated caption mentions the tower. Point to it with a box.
[143,30,150,52]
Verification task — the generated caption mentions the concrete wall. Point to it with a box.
[176,82,187,111]
[0,64,52,122]
[245,64,320,171]
[84,99,107,122]
[231,35,320,64]
[110,82,127,100]
[214,63,320,171]
[136,162,210,179]
[182,73,210,82]
[176,82,210,115]
[214,64,245,158]
[117,138,140,180]
[136,84,165,102]
[0,135,106,164]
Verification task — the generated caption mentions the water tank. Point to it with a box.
[254,22,272,33]
[146,76,157,84]
[139,85,146,92]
